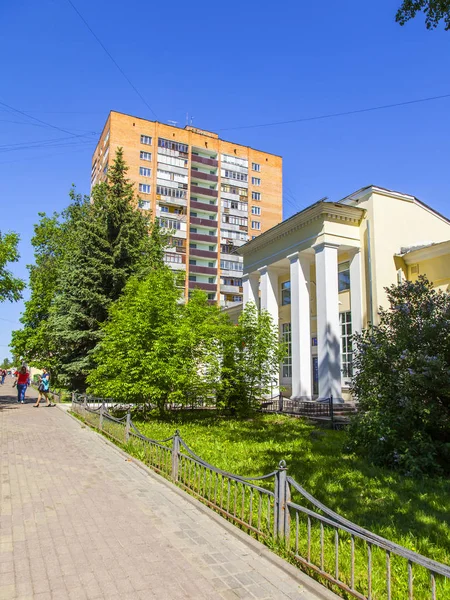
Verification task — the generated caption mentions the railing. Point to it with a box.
[71,395,450,600]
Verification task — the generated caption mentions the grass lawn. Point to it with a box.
[132,411,450,569]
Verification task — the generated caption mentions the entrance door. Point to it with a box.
[312,357,318,396]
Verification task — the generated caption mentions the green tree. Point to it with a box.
[348,276,450,476]
[10,192,86,372]
[49,147,161,391]
[87,272,232,414]
[0,231,25,302]
[218,302,284,416]
[0,357,13,370]
[396,0,450,30]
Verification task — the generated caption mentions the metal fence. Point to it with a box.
[71,395,450,600]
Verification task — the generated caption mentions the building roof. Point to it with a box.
[396,239,450,264]
[338,184,450,225]
[105,110,282,158]
[236,200,364,256]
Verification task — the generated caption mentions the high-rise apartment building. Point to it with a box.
[91,111,283,305]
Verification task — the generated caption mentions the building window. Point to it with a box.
[189,259,197,265]
[281,323,292,378]
[251,221,261,230]
[139,184,151,194]
[163,253,182,264]
[252,177,261,186]
[223,169,248,182]
[208,262,214,267]
[156,185,187,199]
[139,167,151,177]
[189,275,197,282]
[220,260,242,272]
[252,162,260,172]
[207,293,216,300]
[340,311,353,379]
[251,206,261,216]
[281,281,291,306]
[158,138,188,154]
[140,151,152,161]
[140,135,152,145]
[159,218,181,230]
[252,192,261,201]
[190,228,197,233]
[160,206,169,213]
[338,261,350,292]
[208,277,215,284]
[138,200,150,210]
[222,215,248,227]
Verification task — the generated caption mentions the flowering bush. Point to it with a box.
[348,276,450,476]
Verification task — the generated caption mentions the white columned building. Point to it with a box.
[242,272,259,306]
[232,187,450,404]
[314,242,342,401]
[349,248,363,335]
[287,252,312,400]
[258,266,280,395]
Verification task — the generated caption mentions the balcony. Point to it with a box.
[189,248,217,260]
[189,265,217,276]
[190,185,218,198]
[190,233,218,243]
[191,170,218,183]
[220,284,242,294]
[190,216,218,228]
[191,154,218,168]
[190,200,218,213]
[189,281,217,292]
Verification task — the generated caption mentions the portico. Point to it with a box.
[240,201,365,402]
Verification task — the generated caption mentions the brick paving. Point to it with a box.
[0,380,336,600]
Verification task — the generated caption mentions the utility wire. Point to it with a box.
[0,100,96,138]
[0,134,98,153]
[219,93,450,132]
[66,0,159,120]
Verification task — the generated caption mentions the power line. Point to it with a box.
[219,93,450,132]
[0,99,95,138]
[0,134,94,153]
[66,0,159,120]
[0,133,98,153]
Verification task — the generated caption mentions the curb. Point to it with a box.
[62,407,340,600]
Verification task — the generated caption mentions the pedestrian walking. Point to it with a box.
[1,369,6,385]
[14,366,29,403]
[34,368,55,408]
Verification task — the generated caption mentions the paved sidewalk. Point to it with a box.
[0,380,335,600]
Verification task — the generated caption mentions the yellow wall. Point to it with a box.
[410,255,450,292]
[355,191,450,319]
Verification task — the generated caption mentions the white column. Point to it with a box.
[288,252,312,400]
[258,265,279,395]
[242,272,259,308]
[258,266,278,318]
[314,243,342,402]
[350,249,363,335]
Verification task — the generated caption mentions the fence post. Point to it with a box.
[329,394,334,429]
[83,395,87,416]
[71,392,75,407]
[278,392,283,412]
[172,430,180,482]
[125,411,131,443]
[99,401,104,431]
[275,460,289,540]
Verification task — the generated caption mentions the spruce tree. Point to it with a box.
[49,148,160,391]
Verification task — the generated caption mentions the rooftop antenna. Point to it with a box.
[167,120,178,127]
[190,115,194,126]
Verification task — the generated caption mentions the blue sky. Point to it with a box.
[1,0,449,359]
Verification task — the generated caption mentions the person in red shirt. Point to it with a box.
[14,366,29,404]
